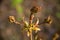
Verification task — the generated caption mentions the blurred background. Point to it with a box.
[0,0,60,40]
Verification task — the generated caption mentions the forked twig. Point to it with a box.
[8,6,52,40]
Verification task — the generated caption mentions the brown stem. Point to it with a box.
[29,13,34,24]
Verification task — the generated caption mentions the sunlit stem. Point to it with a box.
[30,30,32,40]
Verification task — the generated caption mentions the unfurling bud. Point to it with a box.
[30,6,38,13]
[47,16,52,24]
[44,16,52,24]
[9,16,16,23]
